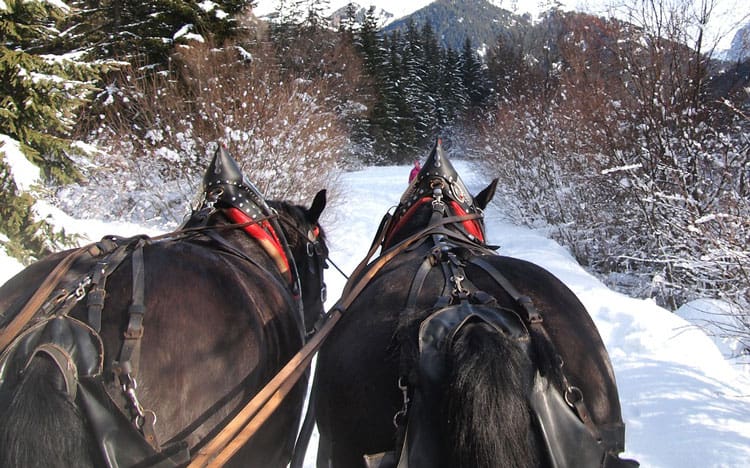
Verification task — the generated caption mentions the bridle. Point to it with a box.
[273,214,330,329]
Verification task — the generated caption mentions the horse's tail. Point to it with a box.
[0,355,98,467]
[443,321,543,468]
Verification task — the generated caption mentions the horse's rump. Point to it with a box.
[464,254,624,434]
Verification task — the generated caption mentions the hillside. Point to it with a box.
[383,0,525,50]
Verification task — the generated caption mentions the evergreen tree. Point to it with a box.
[1,0,103,260]
[63,0,253,66]
[440,47,468,125]
[355,7,400,162]
[400,20,426,151]
[357,6,385,78]
[1,0,100,180]
[460,36,490,107]
[270,0,338,77]
[378,31,406,160]
[338,2,358,35]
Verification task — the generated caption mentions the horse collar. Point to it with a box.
[384,140,486,249]
[224,207,292,283]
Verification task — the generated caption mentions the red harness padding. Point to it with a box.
[384,197,485,249]
[225,207,291,282]
[384,197,433,248]
[448,200,485,242]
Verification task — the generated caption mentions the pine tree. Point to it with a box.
[460,37,490,108]
[440,47,468,125]
[1,0,102,260]
[63,0,253,66]
[357,6,385,77]
[1,0,100,181]
[400,20,425,152]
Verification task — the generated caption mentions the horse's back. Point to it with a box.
[0,237,306,467]
[316,249,626,467]
[108,239,307,463]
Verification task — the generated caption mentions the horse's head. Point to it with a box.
[186,146,328,334]
[383,139,499,249]
[268,191,328,334]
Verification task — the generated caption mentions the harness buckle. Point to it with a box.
[450,274,467,295]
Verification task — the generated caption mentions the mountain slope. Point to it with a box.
[383,0,524,50]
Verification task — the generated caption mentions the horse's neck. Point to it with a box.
[203,220,281,276]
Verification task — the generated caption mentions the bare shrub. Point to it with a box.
[64,39,346,226]
[474,6,750,316]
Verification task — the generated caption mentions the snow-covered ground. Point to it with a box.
[2,162,749,467]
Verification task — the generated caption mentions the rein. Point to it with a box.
[188,212,484,468]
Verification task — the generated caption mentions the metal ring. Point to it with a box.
[564,386,583,407]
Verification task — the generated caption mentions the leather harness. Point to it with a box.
[354,191,628,468]
[0,234,187,467]
[0,209,315,468]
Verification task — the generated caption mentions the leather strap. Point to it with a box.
[24,342,79,401]
[87,242,132,333]
[115,241,147,374]
[0,245,95,352]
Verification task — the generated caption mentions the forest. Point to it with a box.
[1,0,748,330]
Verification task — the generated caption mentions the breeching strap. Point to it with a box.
[468,257,601,439]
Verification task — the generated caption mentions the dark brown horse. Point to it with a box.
[0,148,328,467]
[313,140,638,468]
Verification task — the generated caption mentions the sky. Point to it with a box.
[3,160,749,467]
[253,0,750,51]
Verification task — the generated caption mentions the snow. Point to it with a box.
[1,134,40,191]
[2,162,749,467]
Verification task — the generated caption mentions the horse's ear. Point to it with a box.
[474,178,498,210]
[307,189,326,223]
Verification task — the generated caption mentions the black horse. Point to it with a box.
[313,140,637,468]
[0,147,328,467]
